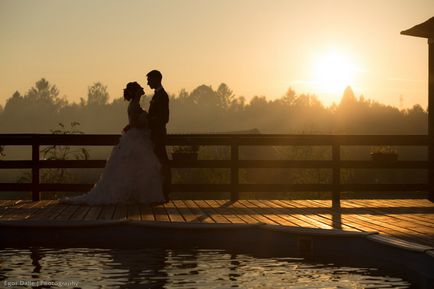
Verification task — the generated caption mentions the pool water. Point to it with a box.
[0,247,412,289]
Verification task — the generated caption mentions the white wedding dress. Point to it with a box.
[60,97,165,205]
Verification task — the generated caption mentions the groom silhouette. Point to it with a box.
[146,70,170,203]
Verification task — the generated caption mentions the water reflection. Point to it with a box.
[0,247,412,288]
[109,248,168,289]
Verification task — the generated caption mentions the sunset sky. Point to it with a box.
[0,0,433,108]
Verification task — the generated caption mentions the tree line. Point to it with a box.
[0,78,428,199]
[0,78,427,135]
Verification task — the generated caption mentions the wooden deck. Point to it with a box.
[0,199,433,247]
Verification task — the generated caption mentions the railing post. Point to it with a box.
[429,139,434,202]
[32,136,40,201]
[429,38,434,202]
[332,142,341,208]
[230,138,239,201]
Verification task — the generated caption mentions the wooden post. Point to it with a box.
[429,38,434,202]
[32,136,40,201]
[230,139,239,201]
[401,17,434,202]
[332,142,341,208]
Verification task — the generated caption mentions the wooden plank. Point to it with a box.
[127,205,141,221]
[26,200,56,220]
[355,199,434,230]
[293,200,362,232]
[19,200,52,220]
[269,200,335,229]
[391,199,434,207]
[262,200,316,227]
[238,200,284,225]
[363,199,434,227]
[233,200,279,225]
[35,201,67,220]
[310,200,433,246]
[308,199,404,234]
[222,200,270,223]
[0,200,16,209]
[0,200,11,206]
[69,205,91,221]
[213,200,258,224]
[172,200,200,223]
[308,200,434,246]
[98,205,116,220]
[152,205,170,222]
[55,205,79,220]
[345,199,432,233]
[163,201,185,222]
[342,200,434,241]
[83,206,103,221]
[2,201,33,220]
[0,200,22,219]
[247,200,307,227]
[283,200,361,231]
[205,200,245,224]
[112,205,128,220]
[183,200,215,223]
[249,200,298,227]
[139,204,154,221]
[194,200,230,223]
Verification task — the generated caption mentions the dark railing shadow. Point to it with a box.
[331,201,342,230]
[190,200,237,223]
[1,201,433,235]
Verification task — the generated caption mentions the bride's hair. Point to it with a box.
[124,82,144,100]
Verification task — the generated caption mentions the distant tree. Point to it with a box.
[339,86,357,107]
[216,83,235,109]
[281,87,297,106]
[189,85,217,107]
[2,91,24,115]
[87,82,109,106]
[26,78,65,107]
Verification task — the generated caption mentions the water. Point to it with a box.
[0,247,412,289]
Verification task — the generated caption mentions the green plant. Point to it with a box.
[370,146,398,154]
[172,145,199,153]
[370,146,398,162]
[18,122,90,198]
[41,122,90,162]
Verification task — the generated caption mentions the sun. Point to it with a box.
[311,49,360,103]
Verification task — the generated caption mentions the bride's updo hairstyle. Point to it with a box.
[124,82,144,101]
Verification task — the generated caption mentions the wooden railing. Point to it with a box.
[0,134,433,205]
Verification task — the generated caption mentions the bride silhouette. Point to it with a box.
[61,82,165,205]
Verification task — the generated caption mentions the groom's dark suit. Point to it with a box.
[148,87,170,201]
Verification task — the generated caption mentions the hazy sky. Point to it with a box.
[1,0,433,108]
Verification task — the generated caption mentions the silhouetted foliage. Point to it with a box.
[18,122,89,199]
[0,78,428,135]
[86,82,109,106]
[0,78,429,199]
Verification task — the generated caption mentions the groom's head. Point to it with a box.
[146,70,162,89]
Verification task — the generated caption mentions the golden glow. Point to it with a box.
[311,49,360,102]
[0,1,431,108]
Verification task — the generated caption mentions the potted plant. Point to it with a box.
[370,146,398,162]
[171,145,199,161]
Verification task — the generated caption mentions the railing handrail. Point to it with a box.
[0,133,431,145]
[0,133,432,204]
